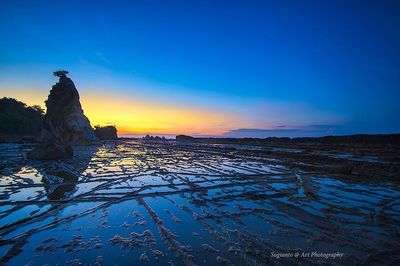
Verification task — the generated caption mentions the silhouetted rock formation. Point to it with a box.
[40,71,97,145]
[142,135,166,141]
[94,125,118,140]
[176,135,195,142]
[27,71,97,160]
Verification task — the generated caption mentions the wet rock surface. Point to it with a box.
[26,142,73,160]
[0,140,399,265]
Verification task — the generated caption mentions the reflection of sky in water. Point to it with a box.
[0,205,40,227]
[0,142,399,265]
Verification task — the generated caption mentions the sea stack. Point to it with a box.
[41,70,97,145]
[27,70,97,159]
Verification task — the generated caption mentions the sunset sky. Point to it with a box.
[1,0,399,137]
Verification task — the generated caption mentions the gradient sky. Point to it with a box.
[1,0,399,137]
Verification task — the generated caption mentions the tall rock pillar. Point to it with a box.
[27,71,97,160]
[40,71,97,145]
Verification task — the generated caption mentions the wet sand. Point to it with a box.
[0,140,399,265]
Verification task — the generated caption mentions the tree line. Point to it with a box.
[0,97,44,136]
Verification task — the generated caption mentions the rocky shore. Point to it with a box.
[0,140,399,265]
[176,134,400,180]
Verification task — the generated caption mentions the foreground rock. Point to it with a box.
[27,142,73,160]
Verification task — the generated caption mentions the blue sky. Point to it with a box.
[1,0,399,137]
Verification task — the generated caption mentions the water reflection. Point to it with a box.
[0,141,399,265]
[38,146,99,200]
[0,144,98,201]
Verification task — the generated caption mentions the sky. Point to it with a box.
[1,0,399,137]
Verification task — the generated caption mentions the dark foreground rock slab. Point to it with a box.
[27,142,73,160]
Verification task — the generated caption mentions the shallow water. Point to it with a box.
[0,141,399,265]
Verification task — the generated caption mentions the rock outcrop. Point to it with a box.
[27,71,98,160]
[40,72,97,145]
[176,135,195,142]
[27,141,73,160]
[94,125,118,140]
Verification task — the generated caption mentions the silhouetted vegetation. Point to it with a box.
[53,70,69,78]
[0,97,44,136]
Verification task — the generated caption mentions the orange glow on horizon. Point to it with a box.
[80,93,236,135]
[1,87,242,136]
